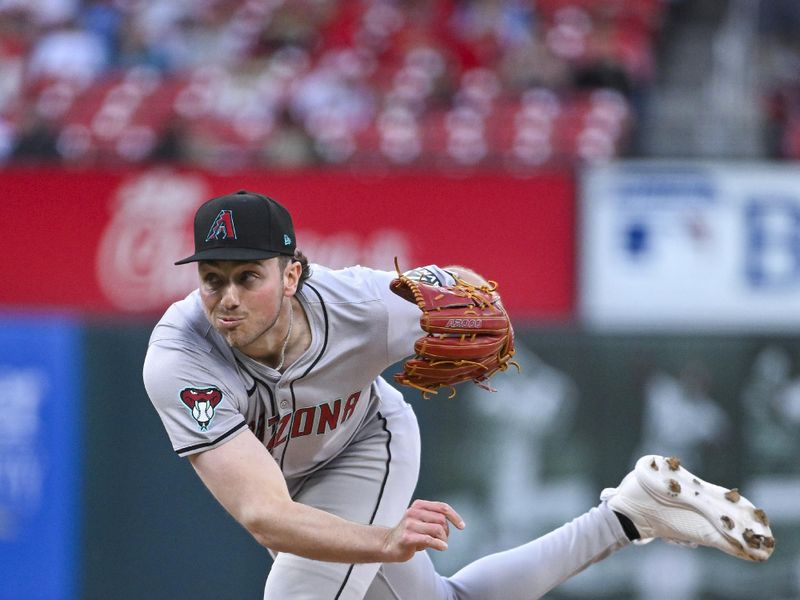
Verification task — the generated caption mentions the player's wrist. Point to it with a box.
[377,524,411,563]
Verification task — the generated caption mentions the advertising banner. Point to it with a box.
[581,162,800,331]
[1,168,575,320]
[0,316,81,600]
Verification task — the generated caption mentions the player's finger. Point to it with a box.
[411,500,466,530]
[411,520,448,542]
[409,505,448,526]
[426,536,448,552]
[445,506,466,530]
[400,527,448,553]
[416,507,454,536]
[413,534,447,552]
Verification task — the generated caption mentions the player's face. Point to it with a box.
[198,258,297,353]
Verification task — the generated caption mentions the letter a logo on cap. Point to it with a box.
[205,210,237,242]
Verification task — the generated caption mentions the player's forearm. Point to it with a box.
[245,500,391,563]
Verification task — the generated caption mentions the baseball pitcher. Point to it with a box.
[144,191,773,599]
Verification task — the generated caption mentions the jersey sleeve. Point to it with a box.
[143,340,249,457]
[367,264,457,366]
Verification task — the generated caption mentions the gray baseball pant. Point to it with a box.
[264,401,630,599]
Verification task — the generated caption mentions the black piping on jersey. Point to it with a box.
[234,356,278,445]
[233,355,274,414]
[279,282,329,471]
[334,411,393,600]
[175,421,248,456]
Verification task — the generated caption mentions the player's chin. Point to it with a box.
[214,326,246,347]
[224,331,251,348]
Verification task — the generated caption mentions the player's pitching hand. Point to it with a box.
[383,499,466,562]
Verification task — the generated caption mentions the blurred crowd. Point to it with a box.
[0,0,668,170]
[759,0,800,160]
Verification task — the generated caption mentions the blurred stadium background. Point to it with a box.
[1,0,800,598]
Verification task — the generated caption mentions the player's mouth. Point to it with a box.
[217,315,245,330]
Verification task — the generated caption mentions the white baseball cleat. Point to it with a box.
[601,455,775,562]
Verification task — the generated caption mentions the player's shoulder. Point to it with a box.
[148,290,220,353]
[302,263,455,303]
[144,291,240,392]
[302,264,393,303]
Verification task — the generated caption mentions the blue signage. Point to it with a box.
[0,315,81,600]
[745,197,800,289]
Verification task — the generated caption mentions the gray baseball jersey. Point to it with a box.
[144,264,450,474]
[143,263,630,599]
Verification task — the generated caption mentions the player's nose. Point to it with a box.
[220,283,241,308]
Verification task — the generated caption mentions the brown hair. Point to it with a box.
[279,249,311,293]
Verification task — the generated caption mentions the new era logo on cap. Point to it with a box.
[175,190,296,265]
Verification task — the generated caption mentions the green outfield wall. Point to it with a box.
[74,324,799,600]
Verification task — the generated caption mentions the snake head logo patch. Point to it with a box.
[180,387,223,431]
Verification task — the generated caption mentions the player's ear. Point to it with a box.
[283,259,302,295]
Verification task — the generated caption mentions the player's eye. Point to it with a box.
[202,274,222,290]
[240,271,259,284]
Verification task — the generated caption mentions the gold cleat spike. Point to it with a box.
[724,489,741,503]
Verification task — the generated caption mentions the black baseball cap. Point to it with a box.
[175,190,296,265]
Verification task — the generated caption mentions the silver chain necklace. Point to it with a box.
[274,300,294,371]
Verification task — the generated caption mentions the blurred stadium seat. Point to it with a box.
[0,0,671,170]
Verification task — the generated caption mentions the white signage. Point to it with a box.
[96,170,208,312]
[581,162,800,331]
